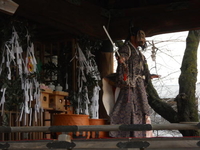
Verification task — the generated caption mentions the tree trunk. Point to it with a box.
[146,30,200,136]
[146,80,179,123]
[175,30,200,136]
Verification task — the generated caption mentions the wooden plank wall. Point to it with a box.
[0,110,52,141]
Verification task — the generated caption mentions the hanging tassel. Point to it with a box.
[123,73,127,81]
[123,66,129,81]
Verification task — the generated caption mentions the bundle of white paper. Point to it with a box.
[76,44,101,118]
[0,27,41,125]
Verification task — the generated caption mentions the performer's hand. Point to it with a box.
[145,115,151,124]
[117,56,127,69]
[118,56,125,64]
[150,74,161,79]
[145,115,153,137]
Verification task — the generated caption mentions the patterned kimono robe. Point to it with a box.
[109,41,151,137]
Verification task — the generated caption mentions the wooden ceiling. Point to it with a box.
[5,0,200,40]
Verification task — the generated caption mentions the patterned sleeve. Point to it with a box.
[115,44,131,87]
[143,57,151,86]
[118,44,131,61]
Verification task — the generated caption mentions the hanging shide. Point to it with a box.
[70,41,101,118]
[0,26,41,125]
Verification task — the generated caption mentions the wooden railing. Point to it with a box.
[0,123,200,133]
[0,110,49,141]
[0,123,200,149]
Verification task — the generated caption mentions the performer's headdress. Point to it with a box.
[129,21,147,50]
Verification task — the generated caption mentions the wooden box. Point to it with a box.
[66,100,73,114]
[40,89,53,109]
[49,91,68,111]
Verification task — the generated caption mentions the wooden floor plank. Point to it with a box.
[1,137,200,149]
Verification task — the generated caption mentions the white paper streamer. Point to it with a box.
[29,108,32,126]
[83,86,90,115]
[0,27,41,125]
[19,103,24,122]
[89,85,100,119]
[75,44,101,117]
[0,49,5,75]
[65,73,68,90]
[34,106,37,124]
[0,88,6,116]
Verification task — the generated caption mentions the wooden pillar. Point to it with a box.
[72,39,77,91]
[96,40,114,78]
[96,40,113,119]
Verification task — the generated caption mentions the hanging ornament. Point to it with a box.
[151,40,158,61]
[89,85,101,119]
[0,27,41,125]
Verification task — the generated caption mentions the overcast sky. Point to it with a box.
[145,31,200,85]
[113,31,200,85]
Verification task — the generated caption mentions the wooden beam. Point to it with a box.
[74,137,200,149]
[0,0,18,15]
[109,1,200,39]
[13,0,108,39]
[10,0,200,40]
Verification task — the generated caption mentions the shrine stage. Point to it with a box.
[1,123,200,149]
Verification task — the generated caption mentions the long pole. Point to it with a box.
[103,26,120,57]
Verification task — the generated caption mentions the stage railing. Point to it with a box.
[0,123,200,133]
[1,123,200,150]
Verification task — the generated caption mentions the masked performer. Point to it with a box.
[103,26,152,138]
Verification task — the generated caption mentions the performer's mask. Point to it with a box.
[136,30,147,50]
